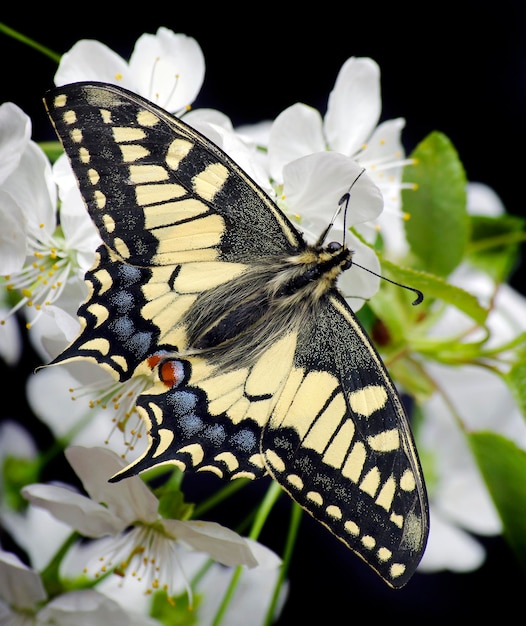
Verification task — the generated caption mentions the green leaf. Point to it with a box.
[39,141,64,163]
[467,214,526,283]
[505,356,526,420]
[2,455,41,511]
[379,256,489,325]
[469,431,526,571]
[402,131,469,276]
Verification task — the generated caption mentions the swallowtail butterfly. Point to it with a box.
[44,82,429,588]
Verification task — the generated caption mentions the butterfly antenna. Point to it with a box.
[317,168,366,246]
[352,261,424,305]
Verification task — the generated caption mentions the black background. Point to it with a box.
[2,3,526,622]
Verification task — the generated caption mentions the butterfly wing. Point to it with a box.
[261,291,429,588]
[44,81,303,379]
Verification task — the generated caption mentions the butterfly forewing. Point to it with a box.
[44,81,429,588]
[44,82,302,378]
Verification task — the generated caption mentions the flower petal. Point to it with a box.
[129,28,205,112]
[22,482,126,537]
[1,505,72,570]
[324,57,381,156]
[54,40,132,87]
[0,102,31,184]
[195,558,287,626]
[65,446,159,525]
[0,191,27,274]
[37,589,158,626]
[467,181,505,216]
[268,103,325,182]
[0,550,47,609]
[163,519,259,568]
[283,152,383,229]
[2,141,57,231]
[338,234,381,311]
[418,510,486,573]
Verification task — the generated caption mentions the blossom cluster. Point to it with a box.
[1,24,526,625]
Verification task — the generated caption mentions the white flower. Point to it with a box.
[268,56,412,256]
[22,446,274,603]
[0,107,100,333]
[26,360,151,454]
[0,550,47,619]
[192,551,287,626]
[0,550,157,626]
[281,152,383,310]
[417,268,526,572]
[54,27,205,115]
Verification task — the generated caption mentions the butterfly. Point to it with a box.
[44,81,429,588]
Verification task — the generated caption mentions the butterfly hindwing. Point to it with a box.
[45,81,429,588]
[262,292,427,587]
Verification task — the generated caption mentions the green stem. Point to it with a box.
[0,22,61,63]
[263,501,302,626]
[212,481,282,626]
[192,477,250,518]
[248,480,282,541]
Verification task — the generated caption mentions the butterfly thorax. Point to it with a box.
[273,241,353,302]
[180,242,354,370]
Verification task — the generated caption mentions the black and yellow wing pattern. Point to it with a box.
[44,82,429,588]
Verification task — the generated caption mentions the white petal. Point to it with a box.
[163,519,258,568]
[359,117,406,164]
[283,152,383,227]
[425,362,526,448]
[0,302,22,364]
[243,538,282,569]
[236,120,273,148]
[324,57,381,156]
[129,28,205,112]
[26,365,102,444]
[37,589,158,626]
[436,468,501,536]
[77,572,160,625]
[0,420,37,461]
[54,40,132,87]
[0,191,27,274]
[268,103,325,182]
[190,120,272,194]
[21,483,125,537]
[0,550,47,609]
[196,559,287,626]
[339,235,381,311]
[0,102,31,184]
[1,505,72,570]
[2,141,56,231]
[492,283,526,340]
[467,182,505,216]
[59,187,100,267]
[184,107,234,131]
[418,510,486,572]
[65,446,159,525]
